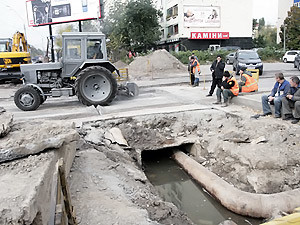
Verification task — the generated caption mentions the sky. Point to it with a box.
[253,0,279,25]
[0,0,280,51]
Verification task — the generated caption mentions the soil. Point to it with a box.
[128,49,186,79]
[70,108,300,224]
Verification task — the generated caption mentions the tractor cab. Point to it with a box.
[61,32,108,78]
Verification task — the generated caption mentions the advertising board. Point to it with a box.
[183,6,221,28]
[26,0,101,27]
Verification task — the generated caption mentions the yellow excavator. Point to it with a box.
[0,31,31,82]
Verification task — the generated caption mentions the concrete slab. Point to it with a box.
[0,121,78,224]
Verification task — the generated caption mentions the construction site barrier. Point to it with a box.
[113,68,129,82]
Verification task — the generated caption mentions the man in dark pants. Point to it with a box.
[207,55,225,97]
[213,71,239,107]
[282,76,300,124]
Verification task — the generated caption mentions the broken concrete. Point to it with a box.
[0,120,79,224]
[0,121,78,163]
[0,107,13,138]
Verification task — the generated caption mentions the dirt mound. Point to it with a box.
[114,60,128,70]
[128,49,186,79]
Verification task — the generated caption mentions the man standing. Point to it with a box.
[207,55,225,96]
[213,71,239,107]
[238,67,258,92]
[282,76,300,124]
[189,56,200,86]
[252,73,290,119]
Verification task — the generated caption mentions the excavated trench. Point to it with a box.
[76,108,300,224]
[142,148,262,225]
[2,106,300,224]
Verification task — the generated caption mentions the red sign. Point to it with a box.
[190,32,230,39]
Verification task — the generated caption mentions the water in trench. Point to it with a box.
[143,150,263,225]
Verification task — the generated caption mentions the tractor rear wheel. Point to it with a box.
[14,86,41,111]
[75,66,117,106]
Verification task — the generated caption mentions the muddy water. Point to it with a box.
[143,151,263,225]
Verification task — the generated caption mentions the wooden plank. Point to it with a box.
[58,158,77,225]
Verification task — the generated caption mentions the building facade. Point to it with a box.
[156,0,253,51]
[276,0,294,44]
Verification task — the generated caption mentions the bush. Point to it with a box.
[171,50,231,65]
[257,47,285,61]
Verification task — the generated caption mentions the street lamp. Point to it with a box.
[283,23,286,52]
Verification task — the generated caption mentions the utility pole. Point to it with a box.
[283,25,286,52]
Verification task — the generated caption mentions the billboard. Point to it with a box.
[26,0,101,27]
[183,6,221,28]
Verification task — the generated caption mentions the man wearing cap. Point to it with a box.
[207,55,225,96]
[213,71,239,107]
[238,67,258,92]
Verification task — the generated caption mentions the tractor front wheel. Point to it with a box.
[14,86,41,111]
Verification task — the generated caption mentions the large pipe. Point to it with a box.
[173,151,300,218]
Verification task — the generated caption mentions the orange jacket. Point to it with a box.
[229,77,239,96]
[191,59,201,74]
[241,74,258,92]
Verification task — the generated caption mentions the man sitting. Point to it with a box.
[213,71,239,107]
[282,76,300,124]
[252,73,290,119]
[238,67,258,92]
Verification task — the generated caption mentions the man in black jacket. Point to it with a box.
[207,55,225,96]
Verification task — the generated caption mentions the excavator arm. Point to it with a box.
[12,32,29,52]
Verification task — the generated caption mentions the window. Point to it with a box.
[65,39,81,59]
[173,5,178,17]
[167,25,173,37]
[166,4,178,20]
[174,24,178,35]
[87,39,103,59]
[166,8,172,20]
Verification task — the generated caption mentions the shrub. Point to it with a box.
[171,50,231,65]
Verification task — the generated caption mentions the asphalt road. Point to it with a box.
[0,62,299,124]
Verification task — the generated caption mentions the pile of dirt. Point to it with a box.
[113,60,128,70]
[128,49,186,79]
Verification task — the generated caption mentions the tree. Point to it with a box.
[279,6,300,50]
[253,17,277,48]
[123,0,162,51]
[102,0,161,53]
[30,45,44,57]
[258,18,265,31]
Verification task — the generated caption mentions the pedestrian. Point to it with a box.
[207,55,225,96]
[213,71,239,107]
[189,56,200,86]
[191,52,198,61]
[251,73,290,119]
[282,76,300,124]
[238,67,258,92]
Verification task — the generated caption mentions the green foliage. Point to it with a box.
[253,35,266,48]
[253,17,277,48]
[279,6,300,50]
[258,18,265,31]
[30,45,44,57]
[55,24,75,48]
[257,47,285,61]
[102,0,161,57]
[171,50,230,64]
[172,48,285,65]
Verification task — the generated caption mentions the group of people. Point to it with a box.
[252,73,300,124]
[188,53,300,124]
[198,54,258,107]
